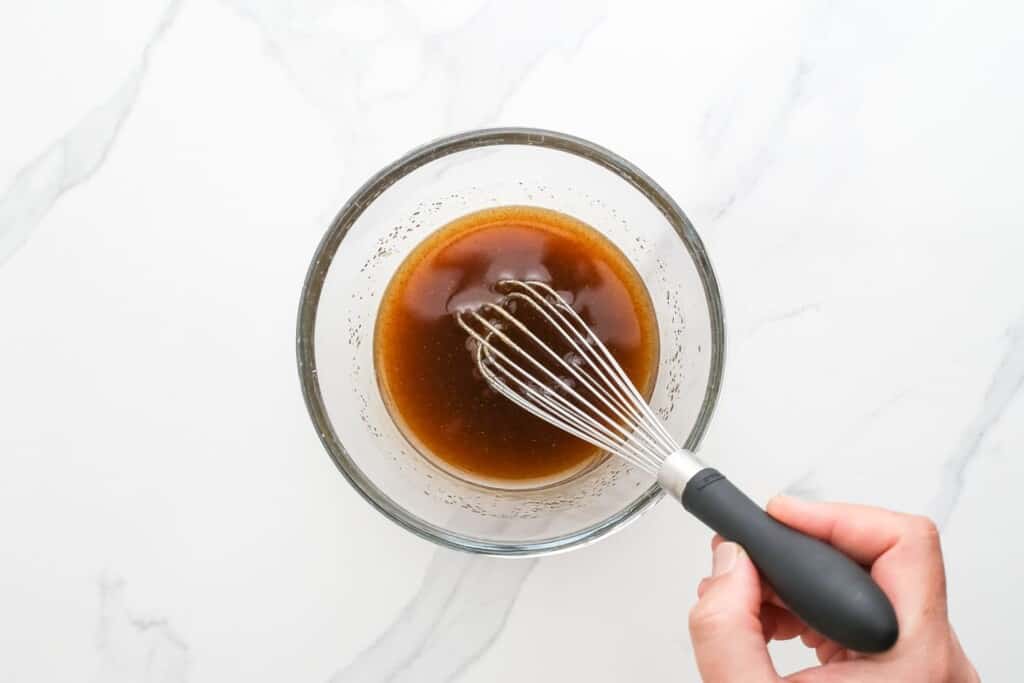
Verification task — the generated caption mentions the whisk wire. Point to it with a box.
[455,279,683,474]
[460,312,665,471]
[477,352,662,471]
[503,281,680,455]
[493,294,674,462]
[481,303,670,463]
[502,293,641,421]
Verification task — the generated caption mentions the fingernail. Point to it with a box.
[712,542,739,576]
[768,494,807,512]
[770,494,800,505]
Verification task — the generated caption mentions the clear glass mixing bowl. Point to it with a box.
[297,128,724,556]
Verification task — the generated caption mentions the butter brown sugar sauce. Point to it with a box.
[374,205,659,488]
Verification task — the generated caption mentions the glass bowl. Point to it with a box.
[297,128,724,556]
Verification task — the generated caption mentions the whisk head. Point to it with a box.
[455,280,680,475]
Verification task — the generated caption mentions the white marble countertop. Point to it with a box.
[2,1,1022,680]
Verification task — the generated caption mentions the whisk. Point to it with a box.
[457,279,898,654]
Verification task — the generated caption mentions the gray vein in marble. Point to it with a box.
[226,0,604,173]
[929,318,1024,527]
[783,317,1024,529]
[93,576,188,683]
[736,301,822,340]
[421,0,606,130]
[0,0,182,267]
[699,93,738,162]
[782,386,915,500]
[699,0,931,224]
[328,550,536,683]
[707,59,811,223]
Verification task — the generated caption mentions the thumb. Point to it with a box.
[689,542,777,683]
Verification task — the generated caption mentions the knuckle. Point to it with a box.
[688,601,732,635]
[909,514,941,541]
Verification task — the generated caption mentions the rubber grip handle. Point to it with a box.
[682,469,898,653]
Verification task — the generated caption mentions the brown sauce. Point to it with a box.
[374,206,658,488]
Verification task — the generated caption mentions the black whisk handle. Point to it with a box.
[680,468,899,654]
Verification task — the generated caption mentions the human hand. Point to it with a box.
[687,497,979,682]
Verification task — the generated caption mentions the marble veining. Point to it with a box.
[225,0,605,180]
[696,0,932,225]
[329,553,536,683]
[737,302,823,340]
[0,0,181,266]
[930,314,1024,527]
[94,577,189,683]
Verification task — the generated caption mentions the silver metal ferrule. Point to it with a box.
[656,449,706,501]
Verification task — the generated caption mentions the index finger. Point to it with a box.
[766,497,910,565]
[766,495,948,631]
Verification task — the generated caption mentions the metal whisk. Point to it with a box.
[456,279,700,487]
[456,279,899,655]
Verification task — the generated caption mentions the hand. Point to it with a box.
[687,497,979,682]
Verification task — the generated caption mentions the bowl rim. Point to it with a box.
[296,127,726,557]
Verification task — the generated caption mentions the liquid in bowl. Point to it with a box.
[374,205,660,489]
